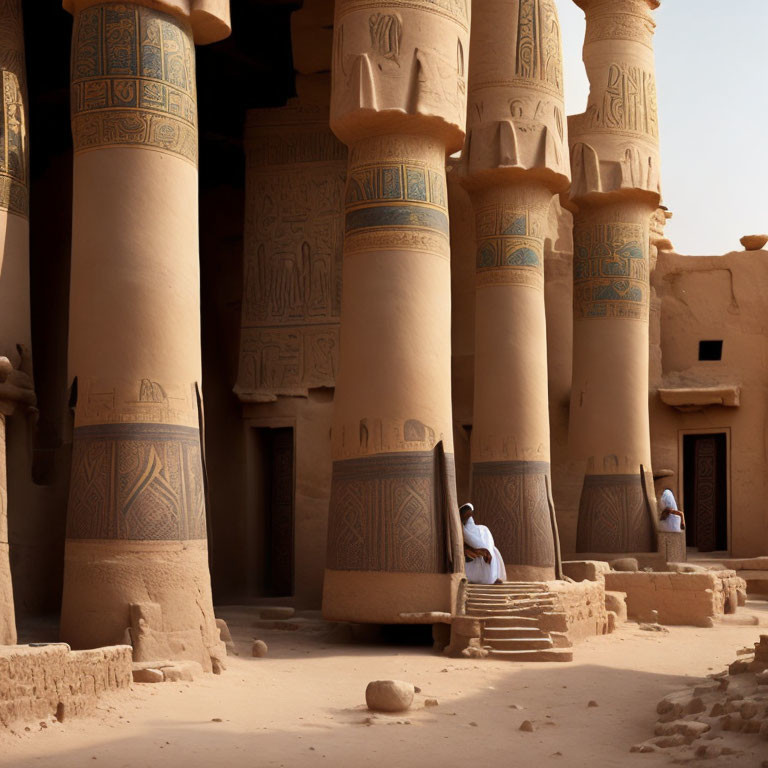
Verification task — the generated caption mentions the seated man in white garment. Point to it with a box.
[459,503,506,585]
[658,487,686,532]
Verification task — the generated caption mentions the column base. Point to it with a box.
[576,474,654,553]
[60,539,224,671]
[322,569,461,623]
[471,460,556,572]
[0,542,16,645]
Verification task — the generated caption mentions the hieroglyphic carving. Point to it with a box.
[471,460,555,568]
[326,451,451,573]
[585,63,658,138]
[516,0,563,94]
[344,160,450,258]
[77,378,198,428]
[237,106,347,400]
[0,0,27,217]
[67,423,206,541]
[70,3,197,165]
[573,222,648,320]
[336,0,469,29]
[584,1,657,48]
[576,473,653,553]
[474,204,545,289]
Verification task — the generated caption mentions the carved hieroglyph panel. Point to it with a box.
[474,204,545,290]
[573,221,648,321]
[471,460,555,568]
[584,1,657,48]
[344,158,450,259]
[326,450,449,573]
[237,107,347,400]
[76,377,199,429]
[514,0,562,94]
[584,63,658,139]
[67,423,206,541]
[576,473,653,553]
[70,3,197,165]
[0,0,27,217]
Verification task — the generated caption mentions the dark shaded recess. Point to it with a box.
[698,340,723,362]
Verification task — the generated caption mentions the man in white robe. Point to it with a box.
[460,503,507,585]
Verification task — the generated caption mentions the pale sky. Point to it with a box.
[558,0,768,255]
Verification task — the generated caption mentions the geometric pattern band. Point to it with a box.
[575,473,653,553]
[471,460,555,568]
[70,3,197,166]
[326,451,455,574]
[66,423,206,541]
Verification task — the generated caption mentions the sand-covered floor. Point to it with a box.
[3,603,768,768]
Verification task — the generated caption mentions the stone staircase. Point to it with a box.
[465,582,573,662]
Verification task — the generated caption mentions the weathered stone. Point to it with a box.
[611,558,639,573]
[132,668,163,683]
[519,720,534,732]
[252,640,269,658]
[365,681,414,713]
[654,719,710,744]
[740,234,768,251]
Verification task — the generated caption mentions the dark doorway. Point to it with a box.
[251,427,295,597]
[682,433,727,552]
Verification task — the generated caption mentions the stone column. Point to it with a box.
[0,0,30,646]
[323,0,469,622]
[460,0,569,581]
[60,1,230,670]
[568,0,661,553]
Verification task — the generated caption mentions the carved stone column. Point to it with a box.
[0,0,29,646]
[60,1,230,669]
[460,0,569,581]
[323,0,469,622]
[568,0,661,553]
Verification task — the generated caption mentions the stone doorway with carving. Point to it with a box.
[682,432,728,553]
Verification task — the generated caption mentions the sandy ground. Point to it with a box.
[3,603,768,768]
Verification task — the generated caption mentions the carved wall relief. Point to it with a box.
[515,0,562,94]
[474,203,546,289]
[70,3,197,165]
[236,106,347,401]
[573,221,648,320]
[0,0,26,217]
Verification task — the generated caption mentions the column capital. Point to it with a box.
[63,0,231,44]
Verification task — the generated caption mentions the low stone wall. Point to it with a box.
[603,571,747,627]
[0,644,132,726]
[697,557,768,597]
[543,580,611,643]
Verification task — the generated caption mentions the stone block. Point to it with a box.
[604,591,628,622]
[562,561,611,582]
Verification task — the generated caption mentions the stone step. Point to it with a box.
[467,603,556,615]
[484,637,554,651]
[467,586,550,594]
[466,592,556,602]
[488,648,573,663]
[482,616,540,628]
[482,626,549,640]
[466,598,556,608]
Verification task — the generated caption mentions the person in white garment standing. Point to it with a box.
[658,487,686,532]
[460,503,507,585]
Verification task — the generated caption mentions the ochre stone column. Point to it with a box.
[0,0,30,646]
[568,0,661,553]
[60,1,230,669]
[323,0,469,622]
[461,0,569,581]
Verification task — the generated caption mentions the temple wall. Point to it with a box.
[650,248,768,558]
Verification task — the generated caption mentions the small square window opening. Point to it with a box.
[698,340,723,361]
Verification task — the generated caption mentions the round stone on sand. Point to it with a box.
[252,639,268,657]
[365,680,414,712]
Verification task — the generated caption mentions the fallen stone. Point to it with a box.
[587,700,598,708]
[519,720,534,732]
[650,734,686,748]
[611,558,639,572]
[424,699,439,707]
[252,640,268,658]
[630,743,657,753]
[654,719,710,743]
[132,668,163,684]
[695,743,723,759]
[639,623,669,633]
[161,661,203,682]
[365,680,414,713]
